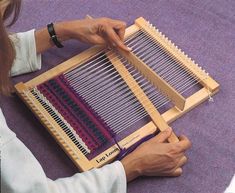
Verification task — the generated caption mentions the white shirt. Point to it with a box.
[0,30,127,193]
[225,175,235,193]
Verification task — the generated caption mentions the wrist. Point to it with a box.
[121,155,142,182]
[53,22,71,42]
[54,20,85,42]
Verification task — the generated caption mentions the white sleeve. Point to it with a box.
[10,29,41,76]
[47,161,126,193]
[224,175,235,193]
[0,109,127,193]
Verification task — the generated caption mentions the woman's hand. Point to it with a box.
[35,17,129,53]
[58,17,129,51]
[121,128,191,182]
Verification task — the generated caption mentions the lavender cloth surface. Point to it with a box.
[0,0,235,192]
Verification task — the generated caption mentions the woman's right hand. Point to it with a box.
[56,17,129,51]
[121,128,191,182]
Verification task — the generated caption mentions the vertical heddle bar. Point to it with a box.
[134,17,219,93]
[106,51,179,143]
[118,48,186,111]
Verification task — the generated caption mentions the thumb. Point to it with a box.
[152,128,172,143]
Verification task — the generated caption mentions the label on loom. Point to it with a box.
[96,147,119,164]
[36,74,114,154]
[95,134,141,164]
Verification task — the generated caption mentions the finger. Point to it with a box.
[103,36,114,50]
[158,167,183,177]
[106,27,130,52]
[97,28,114,47]
[171,167,183,177]
[177,156,188,168]
[91,35,106,45]
[113,22,126,41]
[151,127,172,143]
[86,15,93,19]
[103,36,117,51]
[116,26,125,42]
[110,20,132,51]
[177,135,192,152]
[109,19,126,41]
[170,156,187,177]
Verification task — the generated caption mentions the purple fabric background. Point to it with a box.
[0,0,235,192]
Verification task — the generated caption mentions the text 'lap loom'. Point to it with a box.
[15,17,219,171]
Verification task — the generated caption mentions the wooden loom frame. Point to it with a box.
[15,17,219,171]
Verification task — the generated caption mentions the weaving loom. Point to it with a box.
[15,17,219,171]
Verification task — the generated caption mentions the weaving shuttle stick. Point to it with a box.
[106,51,179,143]
[134,17,219,93]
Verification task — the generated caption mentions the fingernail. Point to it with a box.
[165,127,172,132]
[127,46,132,51]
